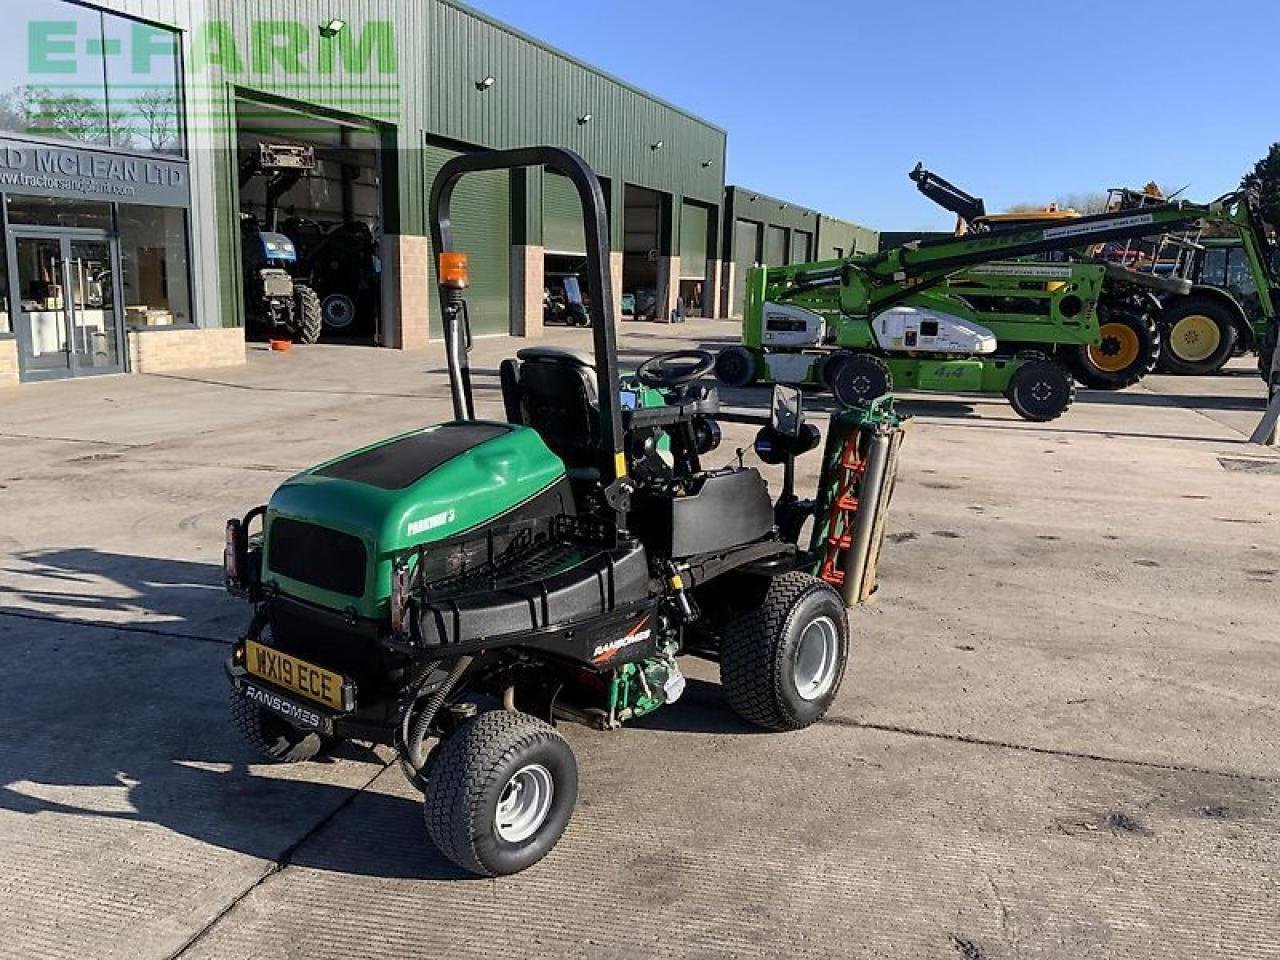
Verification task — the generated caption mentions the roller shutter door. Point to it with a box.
[765,225,788,266]
[791,229,812,264]
[423,142,510,336]
[732,219,761,316]
[543,170,586,255]
[679,202,708,279]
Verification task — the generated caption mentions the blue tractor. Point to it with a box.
[239,144,323,344]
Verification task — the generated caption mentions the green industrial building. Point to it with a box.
[0,0,875,384]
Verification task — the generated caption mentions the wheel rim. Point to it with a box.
[1087,322,1140,372]
[1169,315,1221,362]
[794,616,840,702]
[323,295,356,330]
[495,763,554,843]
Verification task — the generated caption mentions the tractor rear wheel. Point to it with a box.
[424,711,577,877]
[714,345,759,388]
[719,571,849,732]
[1158,296,1238,375]
[1006,356,1075,422]
[1074,307,1160,390]
[294,284,323,344]
[829,352,892,408]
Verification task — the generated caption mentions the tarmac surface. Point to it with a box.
[0,317,1276,959]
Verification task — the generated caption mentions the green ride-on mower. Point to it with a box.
[223,147,905,877]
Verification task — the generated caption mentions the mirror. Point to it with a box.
[770,384,803,437]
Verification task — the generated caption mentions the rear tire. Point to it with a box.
[295,284,323,344]
[1158,296,1238,375]
[829,352,892,408]
[715,345,759,388]
[424,711,577,877]
[320,292,358,333]
[230,687,330,763]
[1073,306,1160,390]
[1006,356,1075,422]
[720,571,849,732]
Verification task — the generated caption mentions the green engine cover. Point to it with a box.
[262,421,567,618]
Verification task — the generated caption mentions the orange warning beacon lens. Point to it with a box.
[438,251,470,289]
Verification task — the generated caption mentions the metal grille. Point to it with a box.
[268,518,367,597]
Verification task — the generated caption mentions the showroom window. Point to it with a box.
[6,195,114,230]
[117,204,193,327]
[0,1,184,156]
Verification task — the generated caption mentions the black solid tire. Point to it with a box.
[1073,306,1160,390]
[424,711,578,877]
[714,345,759,388]
[1006,357,1075,422]
[818,351,848,389]
[295,284,323,344]
[229,687,330,763]
[720,571,850,732]
[830,352,892,408]
[1158,295,1238,375]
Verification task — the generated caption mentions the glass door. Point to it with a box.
[67,239,121,373]
[11,232,123,379]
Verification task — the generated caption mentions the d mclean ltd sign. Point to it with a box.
[0,138,190,207]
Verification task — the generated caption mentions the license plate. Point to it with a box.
[244,639,346,710]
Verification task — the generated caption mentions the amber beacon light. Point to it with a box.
[438,252,470,290]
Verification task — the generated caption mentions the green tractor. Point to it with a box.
[223,147,907,877]
[715,164,1226,421]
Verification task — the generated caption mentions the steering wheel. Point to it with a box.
[635,349,716,389]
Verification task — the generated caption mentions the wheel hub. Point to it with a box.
[1030,379,1054,402]
[794,616,840,702]
[1087,322,1140,372]
[1170,314,1221,362]
[495,763,554,843]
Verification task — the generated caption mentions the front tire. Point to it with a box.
[1158,296,1238,375]
[424,711,578,877]
[715,345,759,388]
[294,284,323,344]
[230,687,331,762]
[829,352,892,408]
[1074,306,1159,390]
[1006,355,1075,422]
[720,571,849,732]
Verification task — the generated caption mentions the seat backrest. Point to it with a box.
[511,347,600,467]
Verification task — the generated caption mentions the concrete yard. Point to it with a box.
[0,318,1277,959]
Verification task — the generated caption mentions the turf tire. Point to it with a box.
[230,686,331,762]
[719,571,850,732]
[424,711,577,877]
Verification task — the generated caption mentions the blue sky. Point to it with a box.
[466,0,1278,231]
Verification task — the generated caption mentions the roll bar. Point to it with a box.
[428,146,624,483]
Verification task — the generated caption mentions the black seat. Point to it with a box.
[501,346,600,473]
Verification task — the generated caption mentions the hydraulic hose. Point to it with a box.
[406,655,473,771]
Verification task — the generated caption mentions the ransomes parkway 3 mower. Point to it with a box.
[222,147,907,876]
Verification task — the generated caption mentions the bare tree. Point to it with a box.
[132,89,178,152]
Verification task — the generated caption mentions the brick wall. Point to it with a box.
[126,326,245,374]
[0,338,17,386]
[383,234,431,350]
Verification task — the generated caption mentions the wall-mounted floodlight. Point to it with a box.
[650,140,664,150]
[701,159,714,168]
[320,19,347,38]
[577,113,593,125]
[779,203,788,210]
[475,75,496,91]
[749,194,760,202]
